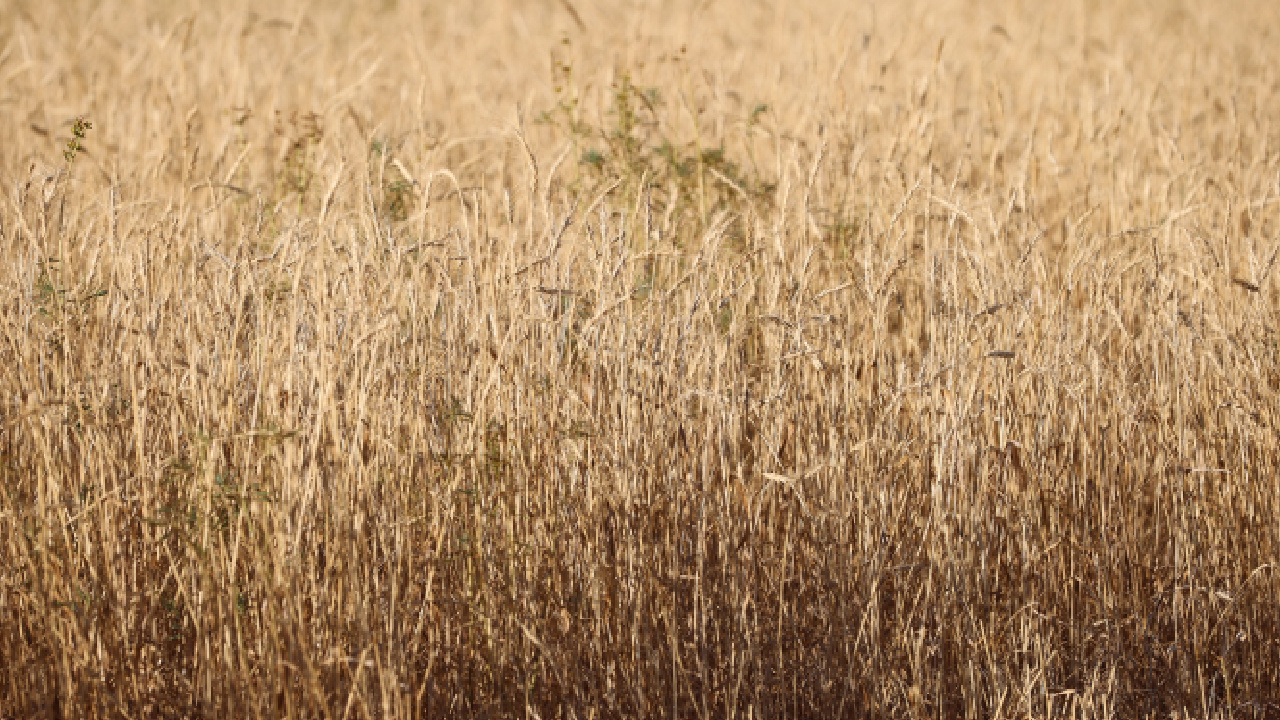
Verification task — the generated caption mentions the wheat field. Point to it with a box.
[2,0,1279,717]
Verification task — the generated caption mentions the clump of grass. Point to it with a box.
[1,1,1279,719]
[539,46,773,250]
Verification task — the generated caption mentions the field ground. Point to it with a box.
[2,0,1280,717]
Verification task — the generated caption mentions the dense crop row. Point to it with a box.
[2,1,1278,717]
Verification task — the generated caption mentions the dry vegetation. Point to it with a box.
[3,0,1280,717]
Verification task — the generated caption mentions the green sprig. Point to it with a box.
[64,116,92,164]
